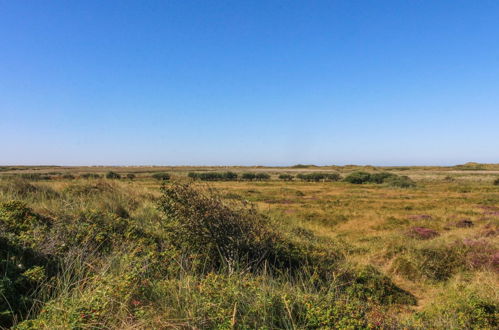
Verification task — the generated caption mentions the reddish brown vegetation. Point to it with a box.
[407,214,432,221]
[407,227,439,240]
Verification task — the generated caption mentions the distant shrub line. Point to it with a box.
[186,172,344,182]
[188,172,271,181]
[344,171,416,187]
[105,171,121,179]
[151,172,171,181]
[81,173,101,179]
[296,173,341,182]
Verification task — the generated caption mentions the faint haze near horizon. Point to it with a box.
[1,1,499,166]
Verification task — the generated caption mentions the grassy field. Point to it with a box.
[0,164,498,329]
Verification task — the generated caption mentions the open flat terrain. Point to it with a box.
[0,164,498,328]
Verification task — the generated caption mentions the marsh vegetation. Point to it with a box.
[0,164,497,328]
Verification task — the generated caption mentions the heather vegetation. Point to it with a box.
[0,165,497,328]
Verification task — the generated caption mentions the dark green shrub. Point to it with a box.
[157,183,302,272]
[222,171,238,181]
[345,265,416,305]
[300,173,341,182]
[494,178,499,186]
[255,173,270,181]
[241,173,256,181]
[343,172,372,184]
[105,171,121,179]
[18,173,51,181]
[369,172,396,184]
[0,201,50,235]
[325,173,342,181]
[80,173,101,179]
[278,174,294,181]
[190,171,239,181]
[297,173,341,182]
[197,172,222,181]
[0,237,55,328]
[188,172,199,179]
[49,210,154,254]
[152,172,170,181]
[385,175,416,188]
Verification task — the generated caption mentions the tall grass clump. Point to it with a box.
[0,178,59,200]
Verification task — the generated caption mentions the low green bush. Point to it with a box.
[0,237,54,328]
[80,173,101,179]
[241,173,256,181]
[151,172,170,181]
[343,171,415,187]
[297,173,341,182]
[17,173,51,181]
[385,175,416,188]
[278,174,294,181]
[345,265,416,305]
[255,173,270,180]
[158,182,294,272]
[369,172,397,184]
[187,172,237,181]
[241,172,270,181]
[105,171,121,179]
[412,284,498,329]
[343,171,372,184]
[0,200,51,234]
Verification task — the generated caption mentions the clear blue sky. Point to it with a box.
[1,1,498,166]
